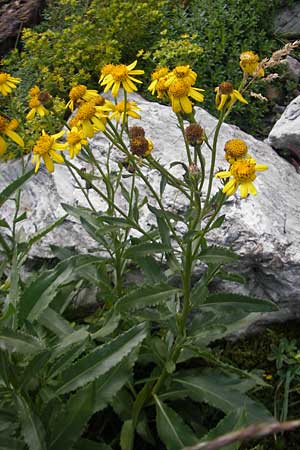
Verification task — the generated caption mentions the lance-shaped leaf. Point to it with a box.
[14,393,47,450]
[155,395,198,450]
[124,242,171,258]
[0,328,44,355]
[115,284,181,313]
[199,246,239,265]
[201,293,278,313]
[55,323,147,395]
[0,169,34,208]
[18,255,100,325]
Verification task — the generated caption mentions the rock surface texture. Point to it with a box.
[268,94,300,167]
[274,4,300,38]
[1,94,300,325]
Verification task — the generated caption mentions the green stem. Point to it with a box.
[177,113,193,166]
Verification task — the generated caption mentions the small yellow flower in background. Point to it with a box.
[100,60,144,97]
[148,67,169,96]
[215,157,268,198]
[66,127,87,159]
[168,79,204,114]
[165,65,197,87]
[32,130,67,173]
[26,96,49,120]
[71,101,108,138]
[240,51,264,77]
[224,138,248,164]
[263,373,273,381]
[66,85,99,111]
[136,49,145,58]
[215,82,248,111]
[0,115,24,155]
[29,85,40,97]
[0,72,21,96]
[109,100,141,123]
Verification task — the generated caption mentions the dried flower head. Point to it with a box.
[185,123,204,146]
[130,136,153,157]
[129,126,145,139]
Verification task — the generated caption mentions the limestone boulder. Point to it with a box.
[274,4,300,39]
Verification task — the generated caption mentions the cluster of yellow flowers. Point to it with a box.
[215,138,268,198]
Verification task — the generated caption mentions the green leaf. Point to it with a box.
[199,246,239,265]
[18,255,100,325]
[155,396,198,450]
[0,218,10,229]
[14,393,47,450]
[48,383,94,450]
[24,215,67,255]
[56,323,147,395]
[202,293,278,312]
[120,420,134,450]
[0,169,34,208]
[209,214,225,230]
[74,440,112,450]
[0,436,25,450]
[148,204,183,222]
[115,284,180,313]
[0,328,44,355]
[14,211,27,224]
[134,256,166,283]
[174,369,272,422]
[96,216,132,229]
[217,270,246,284]
[38,307,74,338]
[124,243,171,258]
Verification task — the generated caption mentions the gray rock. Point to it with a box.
[282,55,300,82]
[268,95,300,161]
[1,94,300,326]
[274,4,300,38]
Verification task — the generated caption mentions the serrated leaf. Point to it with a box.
[0,328,44,355]
[155,396,198,450]
[61,203,98,225]
[56,323,147,395]
[0,169,34,208]
[217,270,246,284]
[18,255,100,325]
[134,256,166,283]
[199,246,239,265]
[202,293,278,312]
[115,284,180,313]
[124,243,171,258]
[14,393,47,450]
[174,369,272,422]
[38,307,74,338]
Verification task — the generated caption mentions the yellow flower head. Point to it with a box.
[0,115,24,155]
[100,60,144,97]
[32,130,67,173]
[66,127,88,159]
[72,101,108,138]
[29,85,40,97]
[109,100,141,123]
[130,136,153,157]
[66,84,99,111]
[168,79,204,114]
[240,51,264,77]
[99,64,115,83]
[215,157,268,198]
[165,65,197,87]
[0,72,21,96]
[215,82,248,111]
[224,138,248,164]
[148,67,169,96]
[26,96,49,120]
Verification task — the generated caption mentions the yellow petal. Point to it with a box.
[43,154,54,172]
[180,96,192,114]
[233,90,248,104]
[50,150,64,163]
[5,130,24,148]
[255,164,268,171]
[247,182,257,195]
[240,183,249,198]
[0,136,7,155]
[215,170,231,179]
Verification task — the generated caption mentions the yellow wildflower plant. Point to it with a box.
[148,67,169,96]
[100,60,144,97]
[240,51,264,77]
[0,72,21,96]
[224,138,248,164]
[32,130,67,173]
[66,85,100,111]
[66,127,88,159]
[109,100,141,123]
[29,85,40,97]
[215,82,247,111]
[165,65,197,87]
[215,157,268,198]
[168,79,204,114]
[71,101,108,138]
[26,96,49,120]
[0,116,24,155]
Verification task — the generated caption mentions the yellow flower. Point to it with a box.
[99,64,115,83]
[165,65,197,87]
[66,85,100,111]
[148,67,169,96]
[215,82,247,111]
[26,96,49,120]
[168,79,204,114]
[100,60,144,97]
[71,101,108,138]
[109,100,141,123]
[0,116,24,155]
[29,85,40,97]
[0,72,21,96]
[240,51,264,77]
[215,157,268,198]
[224,138,248,164]
[66,127,88,159]
[32,130,67,173]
